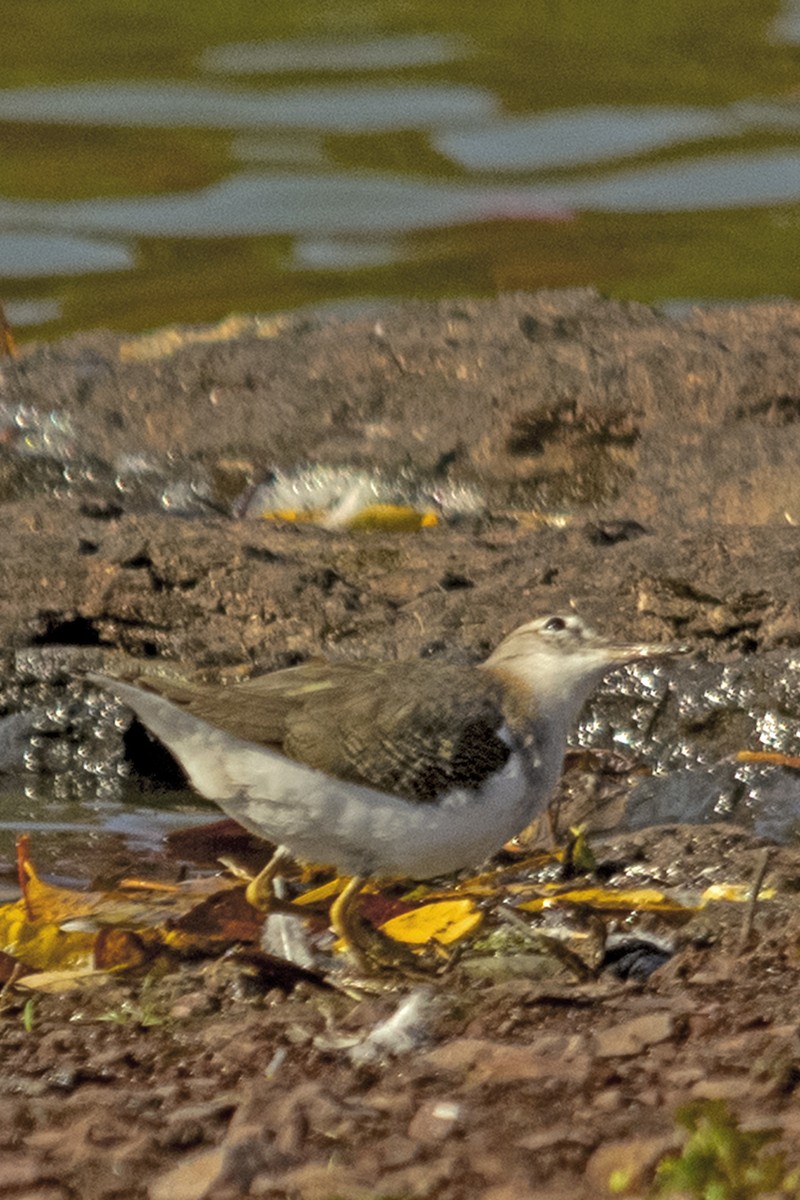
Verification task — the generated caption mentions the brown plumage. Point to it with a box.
[129,661,513,803]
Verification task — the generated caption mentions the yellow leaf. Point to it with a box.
[700,883,775,904]
[292,877,349,906]
[21,857,105,925]
[16,968,113,994]
[0,839,255,972]
[517,886,694,915]
[380,898,482,946]
[346,504,437,532]
[258,503,437,532]
[259,507,317,523]
[0,900,98,971]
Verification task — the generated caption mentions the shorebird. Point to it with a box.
[89,613,677,959]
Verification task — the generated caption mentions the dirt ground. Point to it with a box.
[3,289,800,1198]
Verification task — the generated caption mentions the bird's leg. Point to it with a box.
[328,876,428,976]
[244,845,293,911]
[329,874,371,966]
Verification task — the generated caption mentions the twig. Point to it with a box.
[736,847,771,955]
[0,962,24,1009]
[0,301,17,358]
[498,906,595,982]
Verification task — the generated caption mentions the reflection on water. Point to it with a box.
[201,33,470,74]
[0,81,495,131]
[0,778,213,886]
[0,231,132,278]
[436,107,731,171]
[2,3,800,336]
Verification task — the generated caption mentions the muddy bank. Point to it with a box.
[3,289,800,839]
[3,287,800,666]
[3,290,800,1199]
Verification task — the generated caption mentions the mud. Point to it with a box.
[2,289,800,1198]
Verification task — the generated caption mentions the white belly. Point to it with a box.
[104,678,562,879]
[226,745,536,878]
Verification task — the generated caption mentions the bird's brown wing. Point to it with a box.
[135,661,512,804]
[132,662,364,750]
[282,662,512,802]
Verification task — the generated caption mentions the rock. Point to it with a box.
[593,1012,675,1058]
[584,1134,678,1195]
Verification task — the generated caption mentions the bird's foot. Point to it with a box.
[219,846,292,912]
[329,876,449,979]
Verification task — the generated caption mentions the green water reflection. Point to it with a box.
[2,0,800,339]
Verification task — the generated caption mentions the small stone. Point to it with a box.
[482,1180,581,1200]
[585,1134,678,1196]
[593,1089,624,1113]
[690,1077,750,1101]
[594,1012,675,1058]
[148,1147,225,1200]
[263,1161,367,1200]
[408,1098,461,1143]
[0,1159,57,1191]
[664,1066,704,1089]
[516,1124,595,1152]
[169,991,219,1020]
[422,1037,486,1073]
[378,1133,418,1169]
[0,1097,31,1147]
[424,1037,589,1085]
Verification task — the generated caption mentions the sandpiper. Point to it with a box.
[89,613,678,956]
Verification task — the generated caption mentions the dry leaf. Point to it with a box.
[380,898,482,946]
[517,886,695,915]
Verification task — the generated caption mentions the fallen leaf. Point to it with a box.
[517,886,694,915]
[291,877,348,906]
[736,750,800,769]
[700,882,775,904]
[345,504,437,532]
[15,967,114,994]
[380,898,482,946]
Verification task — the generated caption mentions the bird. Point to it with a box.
[88,613,679,961]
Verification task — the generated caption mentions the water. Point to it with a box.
[0,778,216,890]
[3,0,800,340]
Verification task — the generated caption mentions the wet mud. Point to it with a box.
[2,289,800,1198]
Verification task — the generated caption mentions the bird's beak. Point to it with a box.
[604,638,690,665]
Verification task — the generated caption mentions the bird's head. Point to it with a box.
[482,612,681,714]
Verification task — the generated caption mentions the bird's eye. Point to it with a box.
[543,616,567,632]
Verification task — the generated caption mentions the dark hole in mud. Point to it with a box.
[420,640,448,658]
[518,314,579,342]
[78,539,99,556]
[244,545,283,564]
[32,615,102,646]
[439,571,474,590]
[552,317,579,339]
[506,412,563,456]
[518,314,541,341]
[584,520,647,546]
[124,720,189,790]
[79,500,124,520]
[735,393,800,425]
[265,649,309,670]
[304,567,347,594]
[433,448,461,474]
